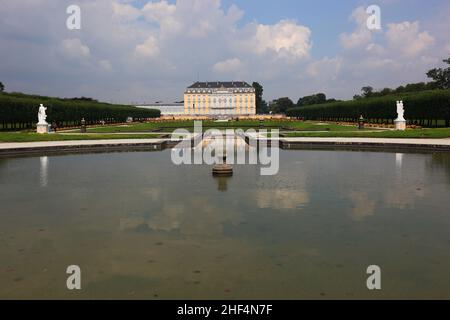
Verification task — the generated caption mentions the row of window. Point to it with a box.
[186,89,254,94]
[186,99,254,104]
[186,104,255,109]
[186,106,254,110]
[186,96,254,103]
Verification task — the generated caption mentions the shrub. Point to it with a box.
[286,89,450,127]
[0,92,160,130]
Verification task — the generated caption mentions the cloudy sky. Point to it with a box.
[1,0,449,104]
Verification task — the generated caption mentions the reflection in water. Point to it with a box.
[0,150,450,299]
[348,191,376,221]
[396,153,403,171]
[39,156,48,187]
[429,153,450,182]
[214,176,230,192]
[256,189,309,210]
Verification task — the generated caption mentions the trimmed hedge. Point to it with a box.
[286,89,450,127]
[0,92,160,130]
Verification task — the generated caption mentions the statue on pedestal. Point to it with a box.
[394,101,407,131]
[38,104,48,125]
[396,101,405,122]
[36,104,50,134]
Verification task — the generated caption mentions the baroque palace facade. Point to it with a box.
[184,81,256,116]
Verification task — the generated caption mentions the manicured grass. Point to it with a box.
[3,122,449,142]
[282,122,367,131]
[86,120,365,133]
[0,132,162,142]
[283,128,450,139]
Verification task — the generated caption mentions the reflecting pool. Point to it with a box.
[0,150,449,299]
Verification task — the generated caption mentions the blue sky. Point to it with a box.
[0,0,449,103]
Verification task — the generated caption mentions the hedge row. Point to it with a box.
[286,89,450,127]
[0,93,160,130]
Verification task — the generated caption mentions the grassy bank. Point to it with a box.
[3,121,449,142]
[283,128,450,139]
[86,120,367,133]
[0,132,162,142]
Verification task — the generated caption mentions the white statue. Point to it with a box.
[38,104,48,125]
[396,101,405,122]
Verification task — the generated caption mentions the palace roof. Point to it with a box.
[187,81,252,89]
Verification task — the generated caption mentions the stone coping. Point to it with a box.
[0,139,167,156]
[279,137,450,152]
[0,137,449,156]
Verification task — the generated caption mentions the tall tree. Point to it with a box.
[252,82,266,114]
[271,97,294,114]
[427,55,450,89]
[361,86,374,98]
[297,93,327,106]
[0,82,4,92]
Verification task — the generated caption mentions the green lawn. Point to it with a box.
[2,121,449,142]
[0,132,162,142]
[283,128,450,139]
[86,120,367,133]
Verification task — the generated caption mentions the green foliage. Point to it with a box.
[0,92,160,130]
[252,82,267,114]
[297,93,326,106]
[0,82,4,92]
[354,82,439,100]
[286,89,450,127]
[270,97,295,114]
[361,86,374,98]
[427,55,450,89]
[297,93,339,107]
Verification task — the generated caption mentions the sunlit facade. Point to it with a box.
[184,81,256,116]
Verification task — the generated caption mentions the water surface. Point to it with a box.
[0,149,449,299]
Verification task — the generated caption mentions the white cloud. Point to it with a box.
[60,38,90,59]
[135,35,160,58]
[143,0,176,22]
[385,21,435,57]
[212,58,243,73]
[245,20,312,60]
[0,1,448,104]
[340,7,373,49]
[99,59,113,71]
[306,57,342,80]
[112,1,141,21]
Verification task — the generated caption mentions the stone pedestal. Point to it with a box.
[358,116,365,130]
[80,118,87,133]
[394,120,406,131]
[36,123,50,134]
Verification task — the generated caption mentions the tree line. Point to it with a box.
[0,91,160,130]
[286,89,450,127]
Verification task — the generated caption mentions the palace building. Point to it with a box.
[184,81,256,116]
[136,81,257,117]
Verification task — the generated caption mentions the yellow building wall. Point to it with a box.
[184,91,256,115]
